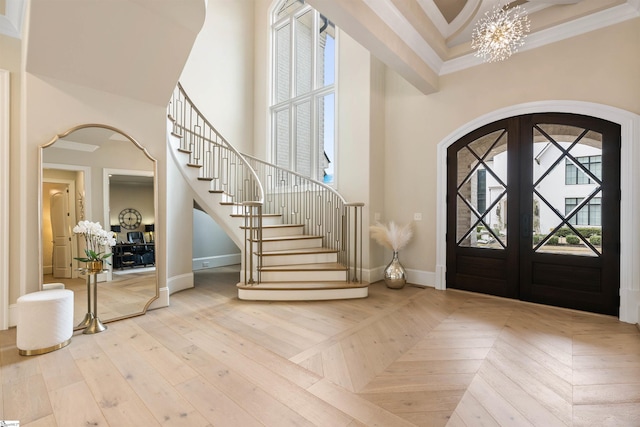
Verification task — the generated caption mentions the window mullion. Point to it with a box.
[288,12,296,172]
[310,93,318,181]
[311,11,319,180]
[290,103,296,172]
[271,1,337,183]
[289,13,296,103]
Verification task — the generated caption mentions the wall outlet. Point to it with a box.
[414,213,422,221]
[374,212,381,221]
[202,261,210,267]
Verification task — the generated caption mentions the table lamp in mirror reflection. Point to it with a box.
[145,224,154,242]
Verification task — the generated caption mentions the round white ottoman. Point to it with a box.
[17,289,74,356]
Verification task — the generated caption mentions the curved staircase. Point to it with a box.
[167,83,367,301]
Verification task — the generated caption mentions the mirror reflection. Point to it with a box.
[41,125,158,329]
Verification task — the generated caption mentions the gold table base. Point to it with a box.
[77,268,108,334]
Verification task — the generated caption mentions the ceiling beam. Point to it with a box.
[307,0,440,95]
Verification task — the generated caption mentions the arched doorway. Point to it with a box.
[446,113,620,315]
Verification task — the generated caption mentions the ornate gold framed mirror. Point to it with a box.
[39,124,158,330]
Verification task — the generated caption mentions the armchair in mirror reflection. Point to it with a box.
[112,231,155,269]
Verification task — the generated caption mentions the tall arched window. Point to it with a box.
[271,0,336,184]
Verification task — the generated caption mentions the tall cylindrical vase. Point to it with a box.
[384,251,406,289]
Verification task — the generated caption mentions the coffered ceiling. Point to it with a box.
[309,0,638,94]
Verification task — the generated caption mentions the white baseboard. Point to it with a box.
[8,303,16,328]
[405,268,436,288]
[192,253,240,271]
[620,288,640,324]
[369,265,436,288]
[167,272,194,295]
[148,286,169,310]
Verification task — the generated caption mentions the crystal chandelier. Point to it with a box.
[471,3,531,63]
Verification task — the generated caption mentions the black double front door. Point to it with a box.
[446,113,620,315]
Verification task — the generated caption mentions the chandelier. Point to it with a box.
[471,3,531,63]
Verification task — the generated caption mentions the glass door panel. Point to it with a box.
[531,124,602,257]
[448,113,620,315]
[456,129,508,249]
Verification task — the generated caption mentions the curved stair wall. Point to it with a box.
[167,83,367,300]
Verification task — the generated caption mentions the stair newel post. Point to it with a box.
[344,203,364,283]
[342,208,349,282]
[245,203,254,285]
[243,201,263,286]
[257,203,263,284]
[243,203,249,285]
[355,203,363,283]
[352,204,359,283]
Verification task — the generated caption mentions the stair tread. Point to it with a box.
[259,248,338,256]
[259,235,322,242]
[241,223,304,229]
[237,281,368,290]
[230,213,282,218]
[260,262,346,271]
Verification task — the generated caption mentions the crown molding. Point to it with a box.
[440,1,640,75]
[362,0,444,73]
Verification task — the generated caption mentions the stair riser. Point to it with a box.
[260,252,337,266]
[238,287,368,301]
[260,238,322,252]
[233,216,283,226]
[260,270,347,282]
[261,227,304,238]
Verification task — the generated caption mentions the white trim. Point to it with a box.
[167,272,194,295]
[103,167,153,226]
[436,101,640,324]
[41,163,92,284]
[42,163,92,220]
[147,286,169,310]
[192,253,241,271]
[41,177,79,279]
[362,0,443,72]
[103,168,154,282]
[369,264,435,288]
[0,70,9,330]
[405,268,436,288]
[238,286,368,301]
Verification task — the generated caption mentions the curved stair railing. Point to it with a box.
[168,82,362,286]
[244,154,363,283]
[167,83,264,206]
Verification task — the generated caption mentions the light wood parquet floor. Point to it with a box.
[43,270,157,327]
[2,266,639,426]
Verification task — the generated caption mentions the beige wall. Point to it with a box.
[253,0,270,161]
[12,74,169,309]
[7,2,638,324]
[335,32,381,272]
[180,0,255,154]
[384,18,640,274]
[109,183,155,237]
[0,34,20,159]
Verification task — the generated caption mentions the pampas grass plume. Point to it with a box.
[370,221,413,252]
